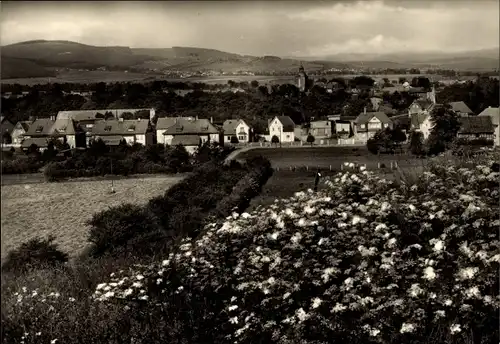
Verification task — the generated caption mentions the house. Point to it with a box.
[1,116,15,137]
[457,116,495,142]
[161,118,220,146]
[354,109,392,142]
[171,135,201,154]
[50,118,86,148]
[478,106,499,146]
[391,114,412,135]
[410,113,433,140]
[297,65,309,92]
[91,118,154,146]
[11,121,32,144]
[408,99,435,116]
[222,119,252,144]
[449,101,474,117]
[156,117,197,145]
[267,116,296,143]
[308,120,333,140]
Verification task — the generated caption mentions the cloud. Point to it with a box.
[0,1,498,56]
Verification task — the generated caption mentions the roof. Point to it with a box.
[269,116,295,132]
[57,109,152,121]
[310,120,331,129]
[449,101,473,114]
[156,117,195,130]
[171,135,201,146]
[339,115,357,121]
[416,99,434,111]
[223,119,246,135]
[98,136,125,146]
[15,121,32,132]
[24,118,56,136]
[21,137,50,148]
[410,113,431,129]
[51,118,77,136]
[381,85,407,94]
[0,116,13,124]
[92,119,150,136]
[478,107,500,126]
[163,118,219,135]
[458,116,494,134]
[355,111,392,125]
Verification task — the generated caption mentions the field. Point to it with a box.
[0,175,185,261]
[0,70,477,86]
[237,146,425,169]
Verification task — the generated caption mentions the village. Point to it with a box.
[1,66,499,156]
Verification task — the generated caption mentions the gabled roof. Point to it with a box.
[156,117,195,130]
[0,116,13,124]
[92,119,150,136]
[449,101,473,114]
[355,111,392,125]
[171,135,201,146]
[478,107,500,126]
[98,136,125,146]
[163,118,219,135]
[57,108,152,121]
[24,118,56,136]
[458,116,494,134]
[410,113,431,129]
[409,87,427,94]
[223,119,248,135]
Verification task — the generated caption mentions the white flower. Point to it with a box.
[429,238,445,253]
[400,323,416,333]
[132,282,143,288]
[369,328,380,337]
[386,238,397,248]
[69,297,75,302]
[269,231,279,240]
[103,291,114,298]
[465,286,481,299]
[435,310,445,318]
[295,308,309,322]
[488,254,500,263]
[408,283,424,297]
[375,223,388,231]
[162,259,170,266]
[228,305,238,311]
[444,299,453,306]
[331,303,347,313]
[123,289,133,297]
[229,316,239,324]
[457,267,479,280]
[136,274,144,281]
[96,283,106,290]
[51,340,58,344]
[408,204,416,211]
[283,292,291,299]
[423,266,437,281]
[311,297,322,309]
[450,323,462,334]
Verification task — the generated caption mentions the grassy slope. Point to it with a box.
[0,175,184,261]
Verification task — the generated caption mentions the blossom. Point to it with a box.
[423,266,437,281]
[400,323,416,333]
[311,297,322,309]
[457,267,479,280]
[450,323,462,334]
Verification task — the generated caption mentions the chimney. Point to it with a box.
[119,117,124,122]
[196,115,199,120]
[50,115,55,121]
[364,107,367,115]
[210,117,213,124]
[138,118,141,121]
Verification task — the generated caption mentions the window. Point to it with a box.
[286,135,290,139]
[175,126,183,132]
[238,136,245,140]
[201,126,208,131]
[86,124,94,128]
[104,125,112,132]
[127,125,136,132]
[360,124,366,129]
[58,126,66,132]
[35,126,43,133]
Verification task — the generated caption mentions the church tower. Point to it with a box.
[297,64,308,92]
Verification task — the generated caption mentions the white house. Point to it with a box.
[478,106,500,146]
[156,117,195,145]
[354,110,392,143]
[10,121,32,144]
[161,118,220,146]
[410,113,433,140]
[91,118,154,146]
[222,119,252,144]
[267,116,296,143]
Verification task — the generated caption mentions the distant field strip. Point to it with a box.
[1,175,184,261]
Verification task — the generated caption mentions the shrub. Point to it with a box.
[2,235,68,274]
[87,204,160,257]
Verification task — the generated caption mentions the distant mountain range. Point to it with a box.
[1,40,498,79]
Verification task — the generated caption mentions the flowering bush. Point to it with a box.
[92,158,500,343]
[3,156,499,344]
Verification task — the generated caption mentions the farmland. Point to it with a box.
[0,175,185,261]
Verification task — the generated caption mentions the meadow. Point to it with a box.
[237,146,425,170]
[0,175,185,261]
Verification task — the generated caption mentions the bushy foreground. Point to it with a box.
[3,157,499,344]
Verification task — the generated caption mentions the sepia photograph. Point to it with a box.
[0,0,499,343]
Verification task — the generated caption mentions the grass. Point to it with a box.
[238,146,426,169]
[0,175,185,262]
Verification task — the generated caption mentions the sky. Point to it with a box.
[1,1,499,57]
